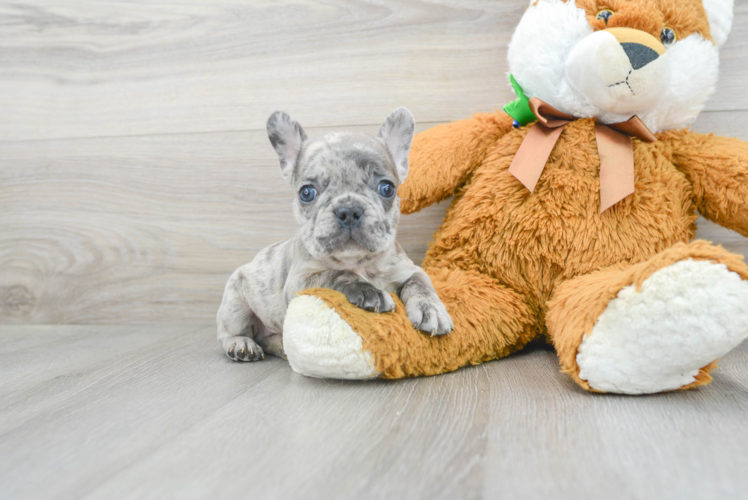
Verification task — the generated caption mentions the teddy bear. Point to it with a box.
[280,0,748,395]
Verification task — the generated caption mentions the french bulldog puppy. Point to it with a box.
[217,108,454,361]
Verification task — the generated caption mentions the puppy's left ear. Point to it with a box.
[379,107,415,183]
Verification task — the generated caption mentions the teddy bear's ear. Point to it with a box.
[703,0,734,47]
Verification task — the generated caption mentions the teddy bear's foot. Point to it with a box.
[284,268,538,380]
[548,241,748,395]
[577,259,748,394]
[283,294,379,379]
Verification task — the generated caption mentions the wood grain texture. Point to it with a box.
[1,0,747,324]
[0,325,746,500]
[1,0,746,141]
[0,124,448,323]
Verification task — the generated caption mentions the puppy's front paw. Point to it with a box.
[223,336,264,362]
[339,282,395,313]
[406,297,453,336]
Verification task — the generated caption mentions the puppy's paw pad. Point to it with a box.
[407,298,454,336]
[224,337,264,362]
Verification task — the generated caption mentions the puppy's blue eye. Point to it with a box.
[378,181,395,198]
[299,185,317,203]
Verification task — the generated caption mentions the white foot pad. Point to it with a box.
[283,295,379,380]
[577,260,748,394]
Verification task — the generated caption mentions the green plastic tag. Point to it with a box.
[503,75,537,126]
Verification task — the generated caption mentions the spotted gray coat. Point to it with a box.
[217,108,453,361]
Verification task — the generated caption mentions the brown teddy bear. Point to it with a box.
[281,0,748,395]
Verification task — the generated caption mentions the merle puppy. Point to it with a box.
[217,108,453,361]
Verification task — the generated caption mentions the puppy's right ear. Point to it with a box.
[379,107,415,183]
[267,111,307,183]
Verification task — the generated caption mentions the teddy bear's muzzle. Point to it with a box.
[566,27,670,116]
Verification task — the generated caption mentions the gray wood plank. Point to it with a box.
[0,325,286,500]
[0,324,207,434]
[1,0,746,142]
[0,325,746,500]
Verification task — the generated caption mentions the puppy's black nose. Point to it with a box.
[334,205,364,229]
[621,42,659,70]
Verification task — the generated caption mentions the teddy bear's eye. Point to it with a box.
[596,9,614,24]
[660,27,677,47]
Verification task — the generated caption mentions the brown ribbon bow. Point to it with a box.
[508,97,657,213]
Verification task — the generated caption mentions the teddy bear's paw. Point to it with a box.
[283,295,379,380]
[577,259,748,395]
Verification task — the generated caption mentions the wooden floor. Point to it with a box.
[3,1,748,498]
[1,325,747,500]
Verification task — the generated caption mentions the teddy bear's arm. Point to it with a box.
[665,130,748,237]
[399,111,515,214]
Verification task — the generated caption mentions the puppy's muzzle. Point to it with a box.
[334,204,364,229]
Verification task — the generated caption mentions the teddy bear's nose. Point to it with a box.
[621,43,660,70]
[604,27,666,71]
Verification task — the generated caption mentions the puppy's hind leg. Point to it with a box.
[217,272,265,362]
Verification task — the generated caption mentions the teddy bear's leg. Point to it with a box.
[546,241,748,394]
[283,267,538,379]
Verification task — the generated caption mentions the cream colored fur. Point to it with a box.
[577,260,748,395]
[703,0,734,47]
[284,295,379,379]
